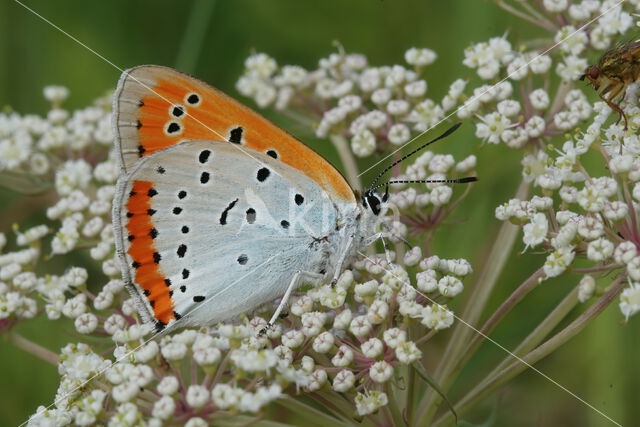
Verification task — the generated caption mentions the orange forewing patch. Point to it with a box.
[133,68,354,202]
[125,180,174,325]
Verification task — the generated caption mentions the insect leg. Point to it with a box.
[261,270,323,334]
[599,80,628,129]
[330,235,354,287]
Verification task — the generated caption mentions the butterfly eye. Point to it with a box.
[363,191,382,215]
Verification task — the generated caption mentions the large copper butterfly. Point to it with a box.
[111,65,471,333]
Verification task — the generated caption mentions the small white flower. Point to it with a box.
[383,327,406,348]
[475,112,511,144]
[332,345,354,367]
[290,295,313,316]
[369,360,393,383]
[74,312,98,334]
[421,304,454,329]
[416,270,438,293]
[543,246,575,277]
[530,54,552,74]
[523,213,548,248]
[387,123,411,145]
[529,89,550,110]
[438,276,464,297]
[556,55,588,81]
[112,381,139,403]
[361,337,384,358]
[405,80,427,97]
[157,376,179,396]
[281,329,305,348]
[300,311,326,337]
[355,390,389,416]
[332,369,355,392]
[587,238,614,262]
[351,129,376,158]
[543,0,568,13]
[312,331,335,354]
[620,281,640,320]
[152,395,176,420]
[43,85,70,103]
[497,99,521,117]
[405,47,437,66]
[333,309,352,330]
[603,201,628,221]
[578,275,596,303]
[307,369,328,392]
[525,115,546,138]
[395,340,422,364]
[186,385,210,409]
[614,241,637,264]
[185,417,208,427]
[349,315,372,337]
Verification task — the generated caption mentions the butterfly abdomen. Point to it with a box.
[125,180,175,325]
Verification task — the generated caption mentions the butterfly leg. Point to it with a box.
[330,235,354,287]
[260,270,323,335]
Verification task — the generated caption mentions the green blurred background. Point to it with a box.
[0,0,638,425]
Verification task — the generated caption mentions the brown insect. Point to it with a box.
[580,40,640,130]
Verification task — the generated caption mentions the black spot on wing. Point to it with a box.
[266,149,278,159]
[177,244,187,258]
[182,268,190,279]
[237,254,248,265]
[187,93,200,105]
[193,295,205,302]
[171,105,184,117]
[295,194,304,205]
[246,208,256,224]
[178,190,187,199]
[257,167,270,182]
[220,198,239,225]
[166,122,181,134]
[199,150,211,164]
[200,172,210,184]
[280,220,290,229]
[229,127,243,144]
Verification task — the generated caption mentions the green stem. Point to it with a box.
[482,283,580,386]
[433,276,625,427]
[7,331,59,365]
[463,267,545,358]
[174,0,216,74]
[330,134,362,192]
[275,395,351,427]
[416,178,529,425]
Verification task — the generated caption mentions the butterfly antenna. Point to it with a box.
[370,176,478,192]
[368,122,463,190]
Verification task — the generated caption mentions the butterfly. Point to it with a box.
[111,65,474,333]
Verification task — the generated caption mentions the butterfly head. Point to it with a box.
[361,187,389,216]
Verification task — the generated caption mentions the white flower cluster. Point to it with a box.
[28,250,471,424]
[237,47,452,158]
[486,1,640,320]
[0,56,476,425]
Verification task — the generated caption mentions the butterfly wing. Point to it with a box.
[113,65,355,203]
[113,140,339,330]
